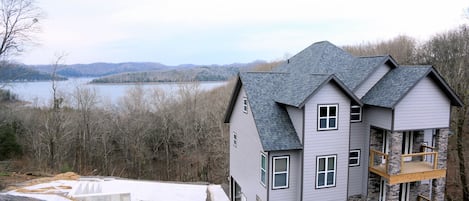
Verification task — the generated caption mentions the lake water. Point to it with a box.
[4,78,227,107]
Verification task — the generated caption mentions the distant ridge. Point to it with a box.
[22,61,265,83]
[27,61,266,79]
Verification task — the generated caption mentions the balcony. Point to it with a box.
[369,146,446,184]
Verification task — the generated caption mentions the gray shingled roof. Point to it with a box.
[274,74,330,107]
[274,41,392,91]
[240,72,303,151]
[224,41,462,152]
[361,66,432,108]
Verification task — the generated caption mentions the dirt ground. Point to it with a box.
[0,172,42,191]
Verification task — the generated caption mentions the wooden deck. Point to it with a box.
[373,161,434,174]
[369,149,446,184]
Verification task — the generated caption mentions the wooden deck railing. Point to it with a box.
[417,194,431,201]
[369,146,445,184]
[369,149,439,174]
[369,149,388,173]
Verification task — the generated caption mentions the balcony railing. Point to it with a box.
[369,147,446,184]
[417,195,431,201]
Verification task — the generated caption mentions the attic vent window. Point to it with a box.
[350,105,362,122]
[242,97,248,114]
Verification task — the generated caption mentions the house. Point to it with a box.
[223,41,463,201]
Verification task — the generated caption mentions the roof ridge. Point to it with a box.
[399,65,432,68]
[357,55,387,58]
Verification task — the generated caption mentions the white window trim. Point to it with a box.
[260,153,266,186]
[316,155,337,188]
[242,97,248,114]
[350,105,362,123]
[349,149,361,167]
[272,156,289,189]
[318,104,338,130]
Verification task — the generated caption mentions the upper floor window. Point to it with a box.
[318,104,338,130]
[316,155,336,188]
[349,149,361,167]
[350,105,362,122]
[260,153,266,186]
[273,156,289,189]
[242,97,248,114]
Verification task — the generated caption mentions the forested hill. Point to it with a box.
[91,66,241,83]
[28,61,265,79]
[29,62,169,77]
[0,64,66,82]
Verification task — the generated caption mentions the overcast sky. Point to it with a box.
[16,0,469,65]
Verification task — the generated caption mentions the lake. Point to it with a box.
[4,78,227,107]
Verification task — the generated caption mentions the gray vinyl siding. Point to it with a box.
[354,63,391,98]
[394,76,451,131]
[286,106,304,144]
[229,87,267,201]
[302,83,350,201]
[361,123,371,196]
[269,150,301,201]
[348,122,367,196]
[364,106,392,130]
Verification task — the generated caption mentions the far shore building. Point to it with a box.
[224,41,463,201]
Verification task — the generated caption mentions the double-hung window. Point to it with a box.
[318,104,338,130]
[316,155,336,188]
[350,104,362,122]
[349,150,360,167]
[273,156,289,189]
[260,153,266,186]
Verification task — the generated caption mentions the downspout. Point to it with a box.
[346,104,352,199]
[300,109,305,201]
[267,151,270,201]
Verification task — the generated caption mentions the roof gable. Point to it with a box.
[228,72,303,151]
[361,66,463,108]
[274,74,362,108]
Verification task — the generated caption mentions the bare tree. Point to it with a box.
[0,0,42,59]
[419,25,469,201]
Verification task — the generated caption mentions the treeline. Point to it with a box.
[91,66,247,83]
[344,26,469,201]
[0,81,234,184]
[0,62,66,82]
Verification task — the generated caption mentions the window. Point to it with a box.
[233,131,237,148]
[316,155,336,188]
[350,105,362,122]
[242,97,248,113]
[349,150,360,167]
[260,153,266,186]
[273,156,289,189]
[318,104,338,130]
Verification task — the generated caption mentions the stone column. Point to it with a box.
[386,131,402,201]
[386,183,400,201]
[432,128,449,201]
